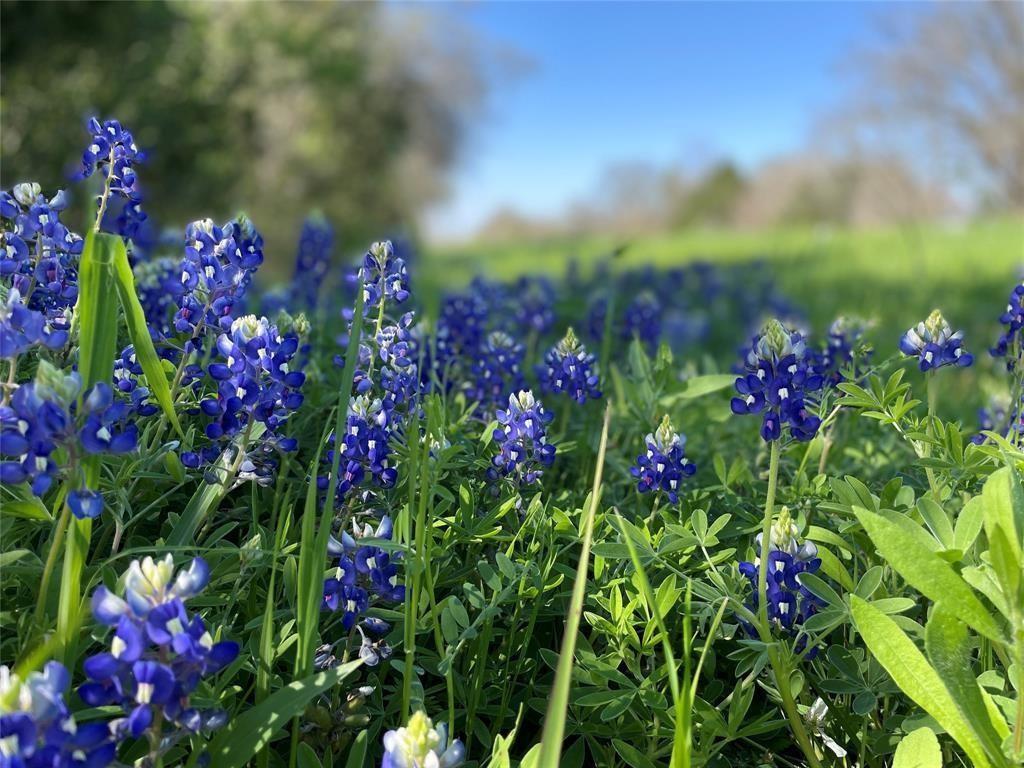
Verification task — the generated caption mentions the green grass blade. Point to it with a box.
[536,402,611,768]
[205,659,362,768]
[110,239,184,438]
[57,230,120,660]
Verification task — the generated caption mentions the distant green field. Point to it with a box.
[427,217,1022,348]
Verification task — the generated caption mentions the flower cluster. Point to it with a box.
[82,556,237,747]
[737,510,825,655]
[811,316,870,387]
[488,390,556,485]
[134,256,181,342]
[381,711,465,768]
[631,415,696,504]
[360,241,410,310]
[182,314,305,482]
[539,327,601,404]
[113,345,159,418]
[321,395,398,507]
[898,309,973,372]
[972,394,1024,445]
[622,292,662,349]
[1,183,83,357]
[731,319,823,442]
[323,516,404,638]
[511,276,555,336]
[465,331,526,413]
[173,217,265,337]
[77,118,144,204]
[290,215,334,311]
[0,662,115,768]
[991,281,1024,369]
[0,363,138,517]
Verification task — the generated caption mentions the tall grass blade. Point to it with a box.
[110,240,184,437]
[57,230,120,660]
[536,401,611,768]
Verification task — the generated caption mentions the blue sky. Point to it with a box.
[423,2,909,242]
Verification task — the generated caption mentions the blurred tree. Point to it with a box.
[672,161,745,228]
[1,1,490,275]
[847,1,1024,211]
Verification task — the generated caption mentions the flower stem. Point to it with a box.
[757,440,780,630]
[34,495,70,628]
[755,440,822,768]
[923,373,942,500]
[93,146,117,233]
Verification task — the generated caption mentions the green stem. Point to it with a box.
[34,495,70,627]
[923,373,942,500]
[757,440,781,630]
[755,440,822,768]
[93,147,117,233]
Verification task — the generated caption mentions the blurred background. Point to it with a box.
[2,0,1021,285]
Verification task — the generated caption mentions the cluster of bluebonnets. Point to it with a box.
[2,115,1021,768]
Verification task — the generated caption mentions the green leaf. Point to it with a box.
[854,508,1003,642]
[916,498,954,550]
[660,373,736,404]
[925,604,1008,765]
[849,596,992,768]
[0,498,51,521]
[110,241,184,438]
[205,660,361,768]
[343,730,368,768]
[954,496,985,553]
[798,573,842,606]
[892,727,941,768]
[76,231,120,391]
[296,743,322,768]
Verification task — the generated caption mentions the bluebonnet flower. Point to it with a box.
[731,319,823,442]
[737,511,825,656]
[81,556,237,746]
[1,183,82,355]
[433,291,488,381]
[182,314,305,482]
[488,390,556,485]
[631,415,696,504]
[991,281,1024,369]
[511,276,556,336]
[465,331,525,413]
[173,217,264,336]
[376,312,420,415]
[381,711,465,768]
[812,316,871,387]
[360,241,409,311]
[133,256,180,342]
[972,394,1023,445]
[320,395,397,506]
[0,363,137,516]
[289,215,334,310]
[77,118,144,203]
[0,662,115,768]
[0,288,68,357]
[539,327,601,404]
[323,516,404,632]
[622,292,662,349]
[113,346,158,418]
[585,296,608,343]
[899,309,973,372]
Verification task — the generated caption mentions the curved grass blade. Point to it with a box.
[536,401,611,768]
[110,240,183,438]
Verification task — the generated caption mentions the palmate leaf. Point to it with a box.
[110,238,183,437]
[849,597,993,768]
[202,660,361,768]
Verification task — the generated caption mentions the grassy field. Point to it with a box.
[427,217,1023,338]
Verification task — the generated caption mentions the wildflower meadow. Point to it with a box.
[2,117,1024,768]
